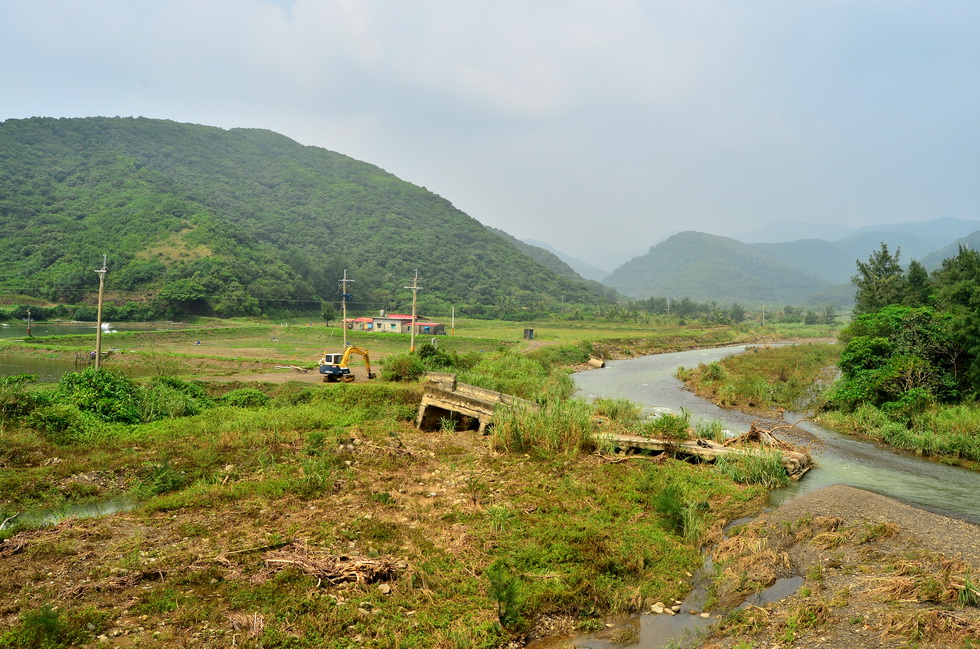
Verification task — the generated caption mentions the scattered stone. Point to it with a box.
[651,603,664,614]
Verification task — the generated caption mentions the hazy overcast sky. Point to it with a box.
[3,1,979,268]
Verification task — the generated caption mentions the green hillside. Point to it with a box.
[603,231,836,305]
[0,117,610,318]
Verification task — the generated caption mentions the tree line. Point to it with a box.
[829,243,980,415]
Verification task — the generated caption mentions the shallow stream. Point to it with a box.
[558,344,980,648]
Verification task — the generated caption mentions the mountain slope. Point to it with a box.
[603,231,834,305]
[749,239,857,285]
[0,117,611,317]
[521,239,610,282]
[920,230,980,270]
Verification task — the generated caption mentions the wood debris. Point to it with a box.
[263,545,406,587]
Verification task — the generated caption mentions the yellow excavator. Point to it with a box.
[318,345,376,383]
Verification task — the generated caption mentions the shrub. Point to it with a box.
[55,368,141,424]
[460,351,573,402]
[381,353,426,382]
[221,388,270,408]
[591,398,642,424]
[644,408,692,439]
[138,459,187,496]
[0,603,111,649]
[25,404,107,445]
[0,375,47,419]
[491,400,596,456]
[140,378,211,421]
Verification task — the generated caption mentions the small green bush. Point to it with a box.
[592,398,642,424]
[25,404,107,445]
[491,400,596,456]
[645,408,692,439]
[221,388,270,408]
[56,368,141,424]
[0,603,111,649]
[381,352,427,381]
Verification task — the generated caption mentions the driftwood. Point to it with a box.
[724,419,807,452]
[264,547,405,587]
[608,418,813,479]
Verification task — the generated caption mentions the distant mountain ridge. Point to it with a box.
[601,220,980,306]
[603,232,836,305]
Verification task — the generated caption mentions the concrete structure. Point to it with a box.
[415,372,538,433]
[347,317,375,331]
[363,314,446,335]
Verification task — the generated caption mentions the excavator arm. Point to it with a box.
[340,346,376,380]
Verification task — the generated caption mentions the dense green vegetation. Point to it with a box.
[0,117,611,320]
[679,244,980,466]
[681,344,841,411]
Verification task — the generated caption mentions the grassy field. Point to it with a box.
[0,372,766,648]
[0,316,829,382]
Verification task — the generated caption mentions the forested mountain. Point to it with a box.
[603,232,838,305]
[604,220,980,306]
[0,117,611,318]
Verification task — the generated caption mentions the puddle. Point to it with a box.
[9,496,139,528]
[740,576,804,608]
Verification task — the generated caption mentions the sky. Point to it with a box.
[3,1,980,270]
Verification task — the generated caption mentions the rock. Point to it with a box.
[378,583,391,595]
[651,603,665,614]
[700,613,711,618]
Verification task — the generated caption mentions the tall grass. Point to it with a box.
[715,451,790,488]
[821,402,980,463]
[490,400,596,456]
[459,351,574,402]
[685,344,841,411]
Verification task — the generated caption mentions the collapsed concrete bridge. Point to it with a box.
[414,373,539,433]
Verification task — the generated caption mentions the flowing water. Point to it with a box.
[556,344,980,648]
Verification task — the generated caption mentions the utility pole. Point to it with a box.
[94,254,107,369]
[339,270,353,348]
[451,306,455,337]
[404,269,421,353]
[26,308,32,337]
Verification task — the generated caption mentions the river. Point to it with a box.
[573,344,980,524]
[560,344,980,648]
